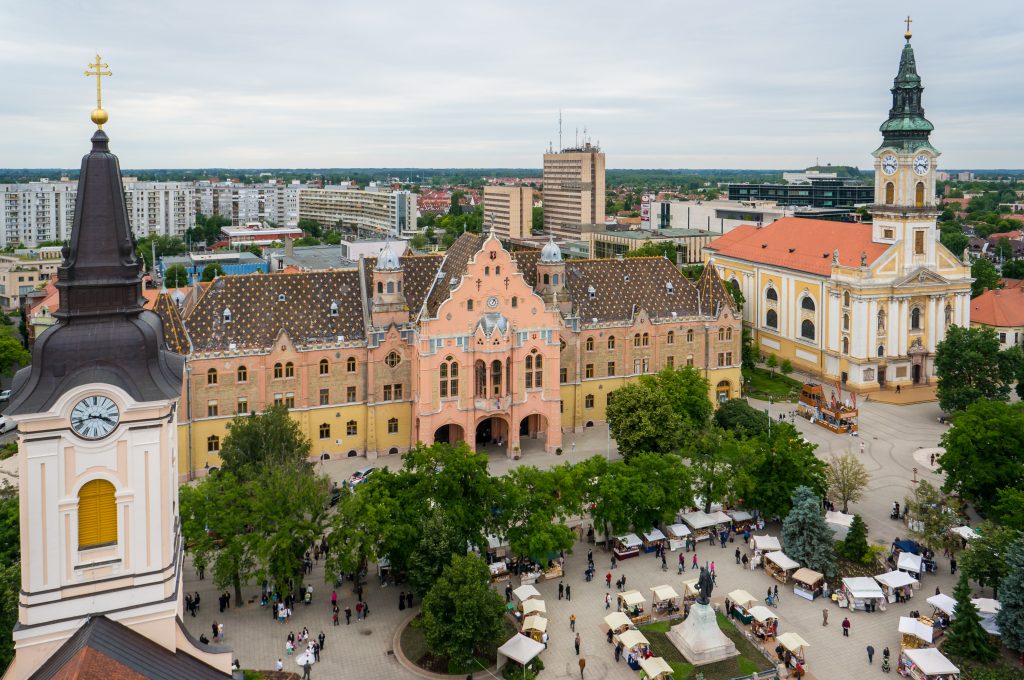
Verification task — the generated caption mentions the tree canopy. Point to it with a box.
[624,241,676,260]
[606,382,685,457]
[996,536,1024,654]
[943,572,999,663]
[781,486,837,579]
[934,325,1018,414]
[734,424,825,520]
[164,264,189,288]
[825,453,870,513]
[970,258,1000,298]
[0,336,29,378]
[200,263,226,282]
[840,514,870,563]
[217,405,312,479]
[713,399,769,439]
[958,522,1020,598]
[903,480,961,555]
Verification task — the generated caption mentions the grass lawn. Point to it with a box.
[400,614,518,676]
[743,367,803,402]
[639,612,773,680]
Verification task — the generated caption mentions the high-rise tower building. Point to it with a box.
[542,141,605,238]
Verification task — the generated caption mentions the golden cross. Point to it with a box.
[84,54,112,128]
[904,15,912,35]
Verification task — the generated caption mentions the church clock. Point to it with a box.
[881,154,898,175]
[913,154,930,176]
[70,395,120,439]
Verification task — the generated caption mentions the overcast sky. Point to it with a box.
[1,1,1020,169]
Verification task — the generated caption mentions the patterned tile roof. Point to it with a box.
[422,233,486,318]
[695,261,736,317]
[510,249,540,287]
[362,253,443,320]
[184,271,365,352]
[152,292,190,355]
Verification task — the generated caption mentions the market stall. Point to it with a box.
[663,523,691,551]
[618,590,648,622]
[839,577,886,612]
[614,533,642,560]
[638,656,674,680]
[899,647,959,679]
[521,599,546,617]
[876,570,919,604]
[764,551,799,583]
[750,534,781,552]
[650,585,680,618]
[641,528,667,554]
[926,594,955,630]
[680,509,732,539]
[727,509,754,533]
[747,605,779,640]
[603,611,634,638]
[727,589,758,624]
[617,628,651,653]
[680,578,700,604]
[825,511,855,541]
[521,615,548,642]
[974,599,1002,637]
[496,633,545,673]
[513,584,541,605]
[899,616,934,650]
[898,551,924,581]
[792,568,825,601]
[777,632,810,675]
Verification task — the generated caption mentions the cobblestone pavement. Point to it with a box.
[183,397,968,679]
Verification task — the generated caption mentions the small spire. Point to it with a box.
[84,54,112,129]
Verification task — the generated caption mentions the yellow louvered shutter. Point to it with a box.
[78,479,117,549]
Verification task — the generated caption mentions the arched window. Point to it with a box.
[319,358,329,376]
[553,274,559,285]
[801,296,815,312]
[686,329,694,343]
[438,359,459,398]
[534,354,543,388]
[524,355,533,389]
[766,309,778,329]
[285,362,295,378]
[716,380,731,403]
[346,420,358,436]
[718,328,725,341]
[346,357,357,372]
[386,281,395,294]
[543,273,550,285]
[273,363,283,379]
[842,336,849,354]
[915,182,925,208]
[385,351,401,368]
[585,337,594,352]
[207,368,218,385]
[726,328,733,340]
[642,333,650,347]
[801,319,815,340]
[207,435,220,452]
[484,266,490,276]
[475,360,487,397]
[329,301,339,317]
[885,182,895,205]
[78,479,117,549]
[878,345,885,357]
[911,307,922,330]
[766,287,778,302]
[666,331,674,345]
[237,365,248,383]
[607,336,616,350]
[387,418,399,434]
[319,423,331,439]
[843,291,851,307]
[877,310,886,331]
[377,282,383,294]
[491,360,503,396]
[633,333,641,347]
[843,313,850,331]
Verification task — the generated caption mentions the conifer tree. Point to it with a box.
[943,571,998,662]
[782,486,837,579]
[842,514,869,563]
[996,537,1024,654]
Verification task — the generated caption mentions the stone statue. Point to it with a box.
[860,250,868,267]
[697,566,714,605]
[962,248,970,265]
[832,248,840,265]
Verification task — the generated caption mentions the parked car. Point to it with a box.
[0,417,16,434]
[0,391,10,402]
[349,466,376,489]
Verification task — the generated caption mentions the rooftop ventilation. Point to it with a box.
[761,244,768,248]
[788,247,796,253]
[278,294,286,302]
[587,285,596,300]
[666,281,674,294]
[624,275,630,283]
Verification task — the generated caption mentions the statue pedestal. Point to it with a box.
[667,603,740,666]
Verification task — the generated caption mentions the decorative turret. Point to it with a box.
[877,19,935,154]
[371,240,408,326]
[535,235,565,307]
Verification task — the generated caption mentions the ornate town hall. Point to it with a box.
[172,232,742,477]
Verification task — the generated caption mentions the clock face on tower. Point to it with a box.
[914,154,930,176]
[881,154,898,175]
[70,395,120,440]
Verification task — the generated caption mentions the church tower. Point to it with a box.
[870,20,941,275]
[3,60,231,678]
[370,240,409,327]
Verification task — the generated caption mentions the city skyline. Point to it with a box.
[1,1,1021,169]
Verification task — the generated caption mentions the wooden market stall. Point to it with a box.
[649,585,680,618]
[727,589,758,624]
[926,593,955,630]
[764,551,800,583]
[618,590,648,622]
[876,570,919,604]
[513,584,541,606]
[603,611,634,639]
[839,577,886,612]
[777,632,810,676]
[617,629,651,654]
[663,523,691,551]
[747,605,779,641]
[521,615,548,642]
[638,656,674,680]
[680,578,700,604]
[641,528,667,554]
[727,509,755,533]
[899,616,935,650]
[521,599,546,618]
[792,568,825,601]
[899,647,960,680]
[680,509,732,540]
[613,533,642,560]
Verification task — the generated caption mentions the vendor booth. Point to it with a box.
[825,511,855,541]
[876,570,919,604]
[603,611,634,637]
[926,594,955,630]
[496,633,545,674]
[777,632,810,674]
[750,535,781,552]
[727,509,754,533]
[521,615,548,642]
[764,551,799,583]
[747,605,779,640]
[839,577,886,612]
[727,589,758,624]
[663,523,691,551]
[617,628,650,653]
[899,616,934,650]
[618,590,648,622]
[899,647,959,680]
[638,656,674,680]
[650,585,680,618]
[792,568,825,601]
[898,551,925,580]
[521,599,546,617]
[680,578,700,604]
[641,528,667,554]
[614,533,642,560]
[680,509,732,539]
[513,584,541,605]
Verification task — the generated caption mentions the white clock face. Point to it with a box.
[71,396,120,440]
[486,296,499,308]
[914,154,930,176]
[881,154,898,175]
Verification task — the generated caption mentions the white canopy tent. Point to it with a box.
[617,533,642,548]
[777,632,810,654]
[664,523,691,538]
[512,584,540,603]
[899,616,934,644]
[927,593,956,617]
[522,615,547,634]
[751,535,781,552]
[496,633,546,670]
[972,598,1000,615]
[898,551,924,574]
[728,509,754,523]
[603,611,633,633]
[902,648,959,677]
[638,656,674,680]
[651,585,679,602]
[727,589,757,610]
[951,526,979,541]
[680,509,731,531]
[618,629,650,651]
[765,551,799,570]
[825,511,855,540]
[522,599,546,616]
[642,528,667,544]
[748,605,779,623]
[876,570,918,589]
[843,577,885,599]
[619,590,646,607]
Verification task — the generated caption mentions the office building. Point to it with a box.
[0,247,63,309]
[484,185,533,239]
[298,185,417,237]
[542,142,605,238]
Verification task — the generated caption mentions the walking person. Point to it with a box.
[542,631,548,649]
[344,606,351,625]
[773,584,779,602]
[318,631,325,651]
[867,645,875,664]
[606,572,612,589]
[566,584,572,601]
[604,593,611,610]
[951,556,957,575]
[842,617,851,637]
[559,581,565,600]
[822,608,829,626]
[691,553,699,570]
[570,614,576,631]
[735,547,741,564]
[574,633,581,656]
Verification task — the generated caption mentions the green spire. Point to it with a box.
[878,36,935,152]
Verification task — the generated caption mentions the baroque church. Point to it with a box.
[705,29,972,392]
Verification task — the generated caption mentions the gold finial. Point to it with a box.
[84,54,112,129]
[904,15,913,40]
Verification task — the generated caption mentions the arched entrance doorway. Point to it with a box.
[519,414,548,455]
[475,417,509,455]
[433,423,465,446]
[716,380,731,403]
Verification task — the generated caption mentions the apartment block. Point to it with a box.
[542,142,605,238]
[483,186,533,239]
[194,180,305,227]
[298,185,417,237]
[0,247,63,309]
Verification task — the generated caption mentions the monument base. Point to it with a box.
[667,603,740,666]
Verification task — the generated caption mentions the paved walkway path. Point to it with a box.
[183,398,969,679]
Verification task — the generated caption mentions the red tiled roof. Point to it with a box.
[986,231,1024,243]
[705,217,889,276]
[971,286,1024,328]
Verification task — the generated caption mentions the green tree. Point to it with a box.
[201,263,225,282]
[990,487,1024,532]
[324,231,342,245]
[958,522,1020,598]
[0,562,18,670]
[293,236,321,247]
[497,465,577,564]
[939,400,1024,512]
[297,217,322,238]
[736,424,826,520]
[406,511,467,597]
[841,514,870,563]
[606,382,685,457]
[939,229,969,258]
[970,258,1000,297]
[994,237,1014,261]
[418,554,506,669]
[164,264,189,288]
[0,335,29,377]
[623,453,694,531]
[765,354,778,374]
[825,453,870,513]
[903,480,960,555]
[217,405,312,479]
[713,399,769,439]
[1002,258,1024,279]
[935,326,1017,414]
[531,206,543,232]
[449,192,464,217]
[741,328,759,371]
[624,242,676,260]
[780,358,793,376]
[781,486,838,579]
[686,428,743,513]
[0,484,18,564]
[726,279,745,312]
[943,572,998,662]
[410,233,427,250]
[641,366,712,432]
[136,234,187,271]
[996,536,1024,654]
